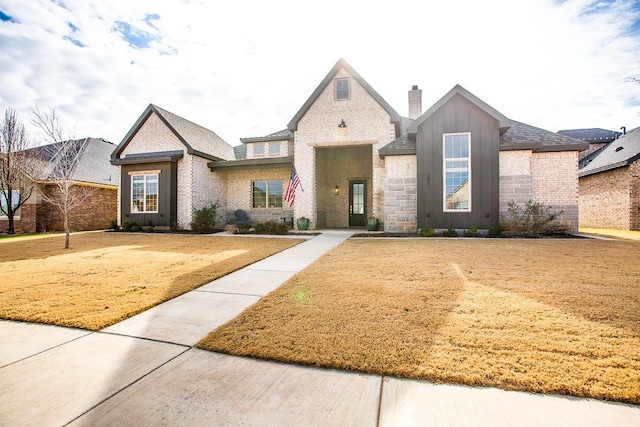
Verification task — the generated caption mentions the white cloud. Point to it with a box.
[0,0,639,146]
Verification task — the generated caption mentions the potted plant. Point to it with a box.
[366,216,378,231]
[296,216,310,230]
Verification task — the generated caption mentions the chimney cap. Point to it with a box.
[412,85,419,90]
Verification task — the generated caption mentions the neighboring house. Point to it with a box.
[0,138,118,233]
[578,126,640,230]
[112,58,587,232]
[557,128,622,163]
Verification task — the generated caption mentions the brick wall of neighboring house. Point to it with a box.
[579,166,631,230]
[500,150,579,232]
[579,143,608,160]
[631,160,640,230]
[0,203,37,233]
[384,155,417,232]
[294,68,395,228]
[37,184,117,231]
[225,167,293,225]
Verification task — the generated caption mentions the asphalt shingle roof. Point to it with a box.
[557,128,621,143]
[579,126,640,177]
[500,121,587,149]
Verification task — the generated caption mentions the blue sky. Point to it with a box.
[0,0,639,146]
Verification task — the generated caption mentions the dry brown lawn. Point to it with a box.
[197,238,640,404]
[0,232,302,330]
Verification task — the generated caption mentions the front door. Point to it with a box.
[349,180,366,226]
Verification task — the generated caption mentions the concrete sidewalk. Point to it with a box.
[1,231,639,426]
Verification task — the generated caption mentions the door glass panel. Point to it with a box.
[353,183,364,214]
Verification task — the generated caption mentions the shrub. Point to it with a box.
[442,227,458,237]
[108,220,119,231]
[419,227,435,237]
[254,220,289,235]
[488,224,503,238]
[191,202,218,234]
[122,221,140,232]
[503,200,565,238]
[465,225,478,237]
[145,219,155,233]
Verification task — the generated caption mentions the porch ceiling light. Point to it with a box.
[338,119,346,128]
[333,185,340,195]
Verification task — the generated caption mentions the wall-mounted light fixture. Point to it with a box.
[333,185,340,195]
[338,119,346,128]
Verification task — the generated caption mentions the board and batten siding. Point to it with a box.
[416,94,500,229]
[120,161,177,227]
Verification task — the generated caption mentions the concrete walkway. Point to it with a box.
[1,231,639,426]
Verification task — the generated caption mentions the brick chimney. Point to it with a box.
[408,85,422,120]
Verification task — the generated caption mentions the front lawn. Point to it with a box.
[0,232,303,330]
[197,238,640,404]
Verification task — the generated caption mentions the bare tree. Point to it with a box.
[0,108,37,234]
[30,106,94,249]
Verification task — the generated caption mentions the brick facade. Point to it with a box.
[500,150,579,232]
[293,68,395,229]
[579,160,640,230]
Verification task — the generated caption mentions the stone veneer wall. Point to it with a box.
[225,167,293,225]
[384,155,417,232]
[294,68,396,229]
[579,162,640,230]
[499,150,579,232]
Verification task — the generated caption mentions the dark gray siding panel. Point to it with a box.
[416,94,499,229]
[120,161,176,227]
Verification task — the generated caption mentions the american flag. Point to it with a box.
[284,166,301,207]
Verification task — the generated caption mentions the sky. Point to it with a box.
[1,0,639,147]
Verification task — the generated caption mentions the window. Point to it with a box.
[443,133,471,211]
[131,173,158,213]
[269,142,280,156]
[0,190,20,219]
[335,78,350,100]
[254,143,265,157]
[252,180,283,208]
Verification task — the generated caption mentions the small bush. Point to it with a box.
[488,224,503,238]
[191,202,218,234]
[254,220,289,235]
[465,225,478,237]
[420,227,435,237]
[145,219,155,233]
[122,221,140,232]
[442,227,458,237]
[108,220,119,231]
[503,200,565,238]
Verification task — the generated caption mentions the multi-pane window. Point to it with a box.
[131,174,158,213]
[335,78,350,100]
[252,180,283,208]
[443,133,471,211]
[269,142,280,156]
[254,143,265,157]
[0,190,20,219]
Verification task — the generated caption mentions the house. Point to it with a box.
[558,128,622,162]
[578,126,640,230]
[0,138,118,233]
[111,58,587,232]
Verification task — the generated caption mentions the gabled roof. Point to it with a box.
[112,104,235,162]
[407,84,513,135]
[26,138,118,186]
[287,58,402,136]
[379,119,587,158]
[579,126,640,177]
[557,128,621,143]
[240,129,293,144]
[500,121,588,152]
